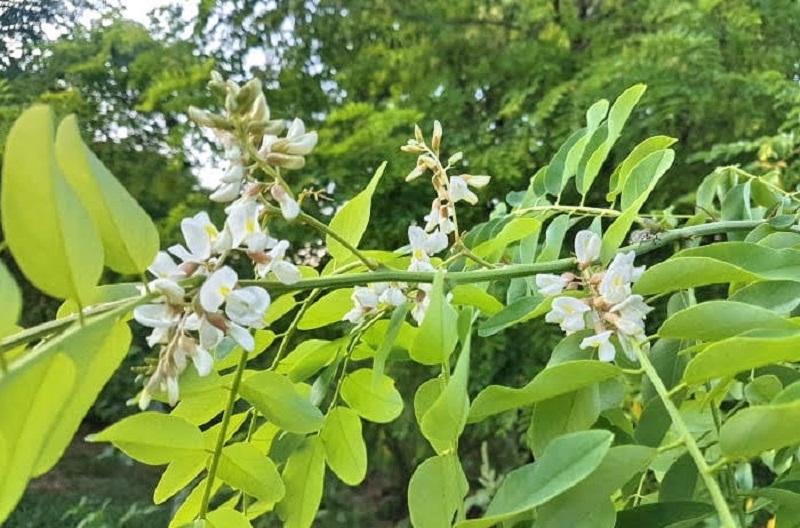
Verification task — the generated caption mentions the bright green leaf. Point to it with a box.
[326,162,386,264]
[207,508,253,528]
[408,453,468,528]
[298,289,354,330]
[320,406,367,486]
[239,371,323,434]
[88,412,205,465]
[469,361,620,423]
[455,430,613,528]
[154,454,207,504]
[217,442,285,503]
[720,401,800,458]
[410,273,458,365]
[277,435,326,528]
[607,135,677,202]
[340,368,404,423]
[0,262,21,337]
[55,115,159,274]
[449,285,503,316]
[1,105,103,303]
[277,339,340,382]
[659,301,799,341]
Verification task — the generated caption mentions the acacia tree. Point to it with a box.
[3,70,800,527]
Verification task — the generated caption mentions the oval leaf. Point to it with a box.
[277,436,326,528]
[720,401,800,458]
[340,368,404,423]
[239,371,324,434]
[1,105,103,303]
[320,406,367,486]
[408,453,469,528]
[217,442,285,503]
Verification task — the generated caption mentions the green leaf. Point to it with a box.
[600,149,674,263]
[0,353,75,523]
[683,329,800,384]
[340,368,404,423]
[468,361,620,423]
[528,386,600,457]
[0,262,21,337]
[214,330,275,371]
[635,257,762,295]
[410,273,458,365]
[372,303,409,380]
[659,301,799,341]
[455,430,613,528]
[575,124,609,195]
[33,319,132,475]
[620,147,677,211]
[239,371,324,434]
[472,217,541,260]
[477,295,548,337]
[326,161,386,264]
[729,280,800,315]
[536,445,654,528]
[217,442,285,503]
[1,105,103,303]
[277,435,326,528]
[320,406,367,486]
[536,214,570,262]
[745,375,783,405]
[55,115,159,274]
[88,412,205,465]
[607,135,677,202]
[421,334,471,453]
[154,454,208,504]
[414,377,445,427]
[168,477,222,528]
[450,285,503,316]
[277,339,340,382]
[207,509,253,528]
[545,128,587,197]
[298,289,354,330]
[659,453,698,502]
[408,453,468,528]
[608,84,647,139]
[720,401,800,458]
[615,502,714,528]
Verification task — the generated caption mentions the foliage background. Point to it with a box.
[1,0,799,524]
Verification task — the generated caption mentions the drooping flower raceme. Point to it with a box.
[541,230,652,363]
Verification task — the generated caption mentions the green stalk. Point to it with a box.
[634,344,737,528]
[199,348,249,518]
[294,210,378,271]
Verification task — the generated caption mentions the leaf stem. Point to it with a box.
[200,348,249,518]
[634,343,737,527]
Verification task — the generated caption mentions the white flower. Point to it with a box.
[449,175,478,205]
[536,274,569,297]
[375,282,407,307]
[608,252,646,283]
[256,240,302,284]
[169,212,231,263]
[149,252,185,280]
[175,336,215,377]
[271,185,300,220]
[580,331,616,362]
[227,321,255,351]
[343,286,381,324]
[149,278,185,305]
[411,283,434,325]
[545,296,591,334]
[283,118,318,155]
[408,225,448,272]
[199,266,239,313]
[226,286,271,328]
[226,200,271,251]
[599,266,632,304]
[165,376,180,406]
[210,180,243,202]
[575,230,601,267]
[185,313,225,351]
[133,304,179,329]
[611,294,652,321]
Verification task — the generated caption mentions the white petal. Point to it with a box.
[168,244,196,263]
[146,326,170,347]
[575,230,601,266]
[463,175,491,188]
[449,176,478,204]
[149,252,182,279]
[271,186,300,220]
[138,388,153,411]
[287,131,318,155]
[182,216,213,261]
[166,376,180,406]
[424,231,449,255]
[150,278,185,304]
[192,347,215,376]
[199,319,224,350]
[408,225,427,251]
[228,322,255,351]
[271,260,302,285]
[133,304,175,328]
[210,181,242,202]
[199,267,238,312]
[287,118,306,139]
[535,274,567,297]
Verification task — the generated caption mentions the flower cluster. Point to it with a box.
[538,230,652,362]
[133,73,318,408]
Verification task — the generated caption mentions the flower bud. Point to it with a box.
[431,120,443,152]
[265,152,305,170]
[234,78,262,115]
[447,151,463,165]
[461,174,491,188]
[271,185,300,220]
[249,92,270,122]
[414,123,424,143]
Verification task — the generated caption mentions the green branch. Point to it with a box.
[634,344,736,527]
[0,219,762,355]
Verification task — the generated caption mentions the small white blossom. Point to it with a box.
[580,331,616,362]
[210,180,243,202]
[226,199,273,251]
[149,252,186,280]
[536,274,569,297]
[575,230,601,267]
[169,212,231,264]
[226,286,271,328]
[256,240,302,284]
[545,297,590,334]
[271,185,300,220]
[599,266,632,304]
[408,225,448,272]
[200,266,239,313]
[449,175,478,205]
[343,286,381,324]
